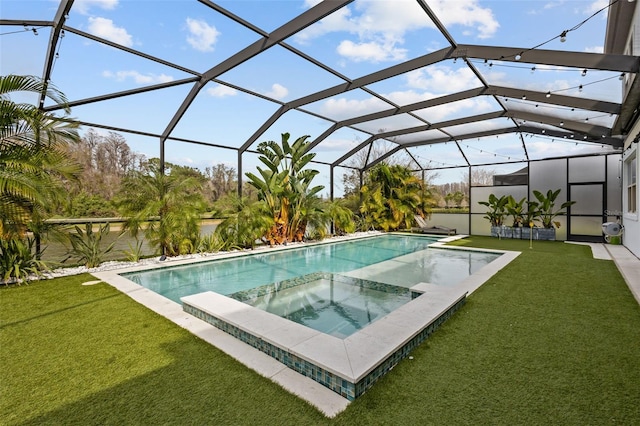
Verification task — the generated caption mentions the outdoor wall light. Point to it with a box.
[581,69,587,76]
[546,91,551,98]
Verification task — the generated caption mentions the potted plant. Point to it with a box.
[478,194,508,237]
[505,196,526,238]
[532,189,575,240]
[521,199,540,240]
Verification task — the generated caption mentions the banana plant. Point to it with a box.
[505,196,526,227]
[478,194,509,227]
[532,189,575,229]
[245,133,324,245]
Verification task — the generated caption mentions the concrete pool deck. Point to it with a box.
[92,233,519,417]
[566,241,640,305]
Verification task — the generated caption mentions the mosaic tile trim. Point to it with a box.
[183,295,465,401]
[353,297,466,398]
[228,271,410,303]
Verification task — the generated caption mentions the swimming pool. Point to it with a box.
[122,234,499,303]
[229,272,413,339]
[98,233,517,403]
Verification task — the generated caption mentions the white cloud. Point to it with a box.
[544,1,564,10]
[584,46,604,53]
[337,40,407,62]
[383,90,431,106]
[168,156,195,166]
[296,0,498,64]
[317,65,494,122]
[319,96,390,120]
[313,137,358,152]
[414,98,494,123]
[185,18,219,52]
[404,66,479,94]
[87,17,133,47]
[264,83,289,100]
[428,0,499,39]
[586,0,608,15]
[74,0,118,15]
[102,70,174,84]
[206,84,238,97]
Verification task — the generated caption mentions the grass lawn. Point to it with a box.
[2,237,639,424]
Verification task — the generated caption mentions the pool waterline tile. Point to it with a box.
[182,285,468,400]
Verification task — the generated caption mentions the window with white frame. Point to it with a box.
[628,154,637,213]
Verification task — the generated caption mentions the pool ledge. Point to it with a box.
[182,284,467,401]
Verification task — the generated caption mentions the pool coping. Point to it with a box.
[92,233,519,417]
[181,281,467,400]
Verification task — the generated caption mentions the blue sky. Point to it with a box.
[0,0,624,195]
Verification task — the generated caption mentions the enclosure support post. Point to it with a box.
[468,165,472,234]
[160,139,165,175]
[237,151,243,197]
[359,169,364,205]
[330,165,334,202]
[330,165,335,235]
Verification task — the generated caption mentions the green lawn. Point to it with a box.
[2,237,639,425]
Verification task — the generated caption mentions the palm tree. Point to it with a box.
[116,159,206,256]
[360,163,431,231]
[0,74,81,239]
[213,195,274,250]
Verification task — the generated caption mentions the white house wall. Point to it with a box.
[622,119,640,257]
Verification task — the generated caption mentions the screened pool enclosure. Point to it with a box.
[2,0,639,242]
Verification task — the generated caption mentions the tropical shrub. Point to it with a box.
[63,222,116,268]
[214,199,273,250]
[196,233,225,254]
[116,159,206,256]
[478,194,509,227]
[360,163,431,231]
[67,192,117,218]
[0,74,81,238]
[123,239,145,262]
[0,237,47,285]
[505,196,526,227]
[480,189,575,230]
[533,189,575,229]
[245,133,324,245]
[322,199,356,236]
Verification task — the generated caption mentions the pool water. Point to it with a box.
[229,272,412,339]
[122,234,500,303]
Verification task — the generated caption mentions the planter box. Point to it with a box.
[492,226,556,241]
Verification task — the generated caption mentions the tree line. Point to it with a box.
[59,128,241,218]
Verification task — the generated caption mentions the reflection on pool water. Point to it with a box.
[229,272,412,339]
[123,234,500,304]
